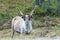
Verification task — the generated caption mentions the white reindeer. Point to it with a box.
[11,8,35,38]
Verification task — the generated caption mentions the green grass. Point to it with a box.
[0,0,35,25]
[0,0,58,25]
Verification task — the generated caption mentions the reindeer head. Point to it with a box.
[19,9,35,22]
[16,7,35,22]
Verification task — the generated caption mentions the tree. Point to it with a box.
[57,0,60,14]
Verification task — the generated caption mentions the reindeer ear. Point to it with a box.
[19,11,24,16]
[30,8,35,16]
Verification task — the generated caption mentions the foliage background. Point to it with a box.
[0,0,59,30]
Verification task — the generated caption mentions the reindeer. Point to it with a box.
[11,8,35,38]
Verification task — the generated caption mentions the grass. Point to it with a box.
[0,0,35,25]
[0,28,41,38]
[0,26,60,39]
[0,16,60,39]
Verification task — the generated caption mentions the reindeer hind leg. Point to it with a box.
[12,28,15,38]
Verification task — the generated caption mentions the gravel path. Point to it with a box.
[1,37,60,40]
[12,38,60,40]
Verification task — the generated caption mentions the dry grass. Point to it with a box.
[0,26,60,39]
[0,26,60,40]
[0,16,60,40]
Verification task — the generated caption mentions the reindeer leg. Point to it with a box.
[29,26,32,33]
[12,28,15,38]
[12,30,15,38]
[20,28,23,34]
[23,26,26,34]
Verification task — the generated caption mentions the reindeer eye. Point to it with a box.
[28,16,32,20]
[22,16,26,21]
[29,15,32,18]
[30,16,32,18]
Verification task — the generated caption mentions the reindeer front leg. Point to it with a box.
[28,21,32,34]
[20,27,23,34]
